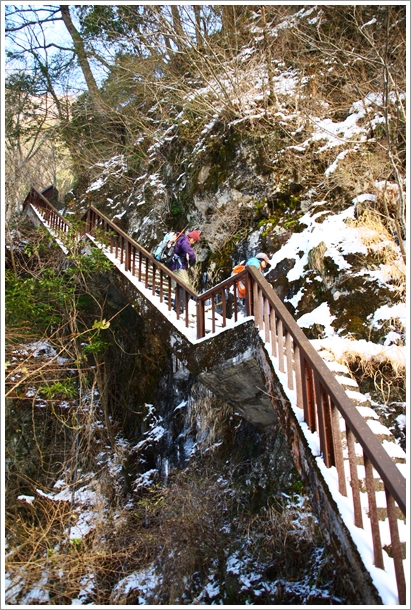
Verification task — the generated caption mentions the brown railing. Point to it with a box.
[198,267,406,605]
[244,268,406,604]
[82,206,199,326]
[23,187,71,233]
[25,189,406,604]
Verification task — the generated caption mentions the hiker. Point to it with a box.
[231,252,271,316]
[169,230,201,313]
[246,252,271,274]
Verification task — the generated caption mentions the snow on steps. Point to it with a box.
[317,348,406,538]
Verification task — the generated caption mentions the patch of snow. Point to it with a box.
[372,302,406,328]
[17,495,35,504]
[334,375,358,387]
[71,572,96,605]
[134,469,158,489]
[365,419,392,436]
[311,337,407,371]
[346,390,369,403]
[111,566,161,605]
[20,573,50,605]
[297,302,336,336]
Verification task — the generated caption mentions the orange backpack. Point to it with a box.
[232,264,247,298]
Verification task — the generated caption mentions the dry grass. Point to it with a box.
[5,473,159,605]
[344,350,405,403]
[346,209,396,251]
[325,341,406,377]
[243,496,321,580]
[345,209,406,296]
[318,342,405,406]
[325,149,391,197]
[143,469,230,604]
[359,360,405,409]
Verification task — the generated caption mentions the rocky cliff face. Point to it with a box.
[66,100,405,363]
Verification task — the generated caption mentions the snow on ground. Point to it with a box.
[274,202,404,299]
[267,200,406,373]
[111,566,162,605]
[86,155,127,193]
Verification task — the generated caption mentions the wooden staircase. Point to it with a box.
[22,186,407,604]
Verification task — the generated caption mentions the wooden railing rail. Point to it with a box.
[245,267,406,604]
[25,189,407,604]
[195,267,253,335]
[82,206,197,326]
[23,188,71,233]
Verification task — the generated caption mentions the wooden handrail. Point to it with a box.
[23,187,71,233]
[82,206,198,296]
[244,266,406,604]
[24,188,407,604]
[251,268,406,513]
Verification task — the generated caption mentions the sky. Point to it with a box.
[2,2,108,93]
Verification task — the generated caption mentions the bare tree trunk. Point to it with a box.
[221,6,235,35]
[194,5,203,49]
[261,7,275,104]
[171,5,185,51]
[60,5,103,112]
[5,224,18,277]
[382,8,406,248]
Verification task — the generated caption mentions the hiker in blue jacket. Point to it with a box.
[170,230,200,313]
[235,252,271,317]
[231,252,271,316]
[246,252,271,274]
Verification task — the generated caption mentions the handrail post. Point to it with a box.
[233,283,239,321]
[285,330,293,390]
[245,275,252,316]
[346,426,364,529]
[221,287,227,328]
[264,298,270,343]
[330,401,347,496]
[196,299,204,339]
[364,453,384,569]
[277,319,285,373]
[253,282,263,328]
[125,240,131,272]
[184,290,189,326]
[167,276,172,311]
[385,489,406,605]
[301,357,315,430]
